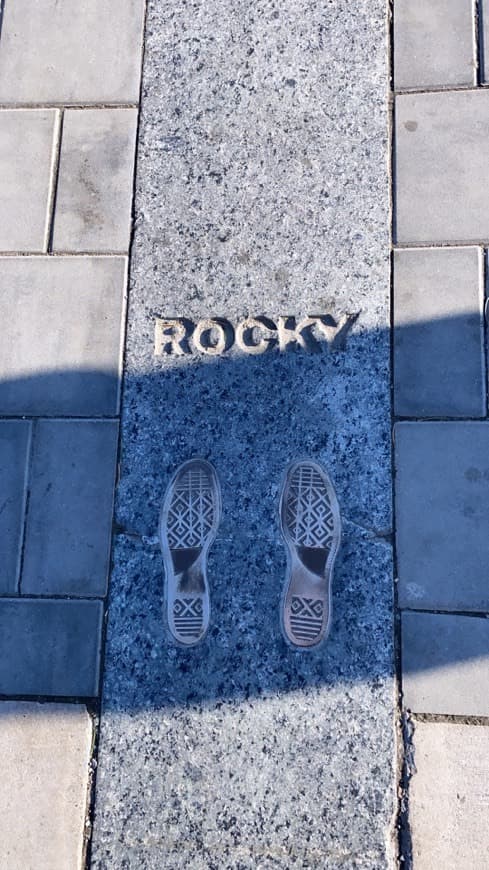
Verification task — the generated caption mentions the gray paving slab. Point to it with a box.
[0,109,57,252]
[0,257,126,416]
[407,720,489,870]
[0,0,145,105]
[53,109,138,253]
[402,612,489,716]
[394,0,476,89]
[395,422,489,611]
[92,0,395,865]
[393,247,485,418]
[0,421,31,594]
[0,599,103,697]
[0,701,92,870]
[22,420,118,597]
[395,90,489,244]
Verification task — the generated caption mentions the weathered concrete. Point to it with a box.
[0,701,92,870]
[53,108,138,252]
[22,420,118,597]
[408,720,489,869]
[0,421,31,594]
[393,247,485,418]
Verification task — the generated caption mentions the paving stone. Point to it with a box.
[0,599,103,697]
[407,720,489,869]
[0,110,57,252]
[394,247,485,418]
[396,422,489,611]
[0,701,92,870]
[395,90,489,244]
[22,420,118,597]
[0,0,145,104]
[0,422,31,594]
[0,257,126,416]
[394,0,476,89]
[402,612,489,716]
[53,109,138,253]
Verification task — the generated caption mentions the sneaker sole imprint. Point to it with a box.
[159,458,221,646]
[279,459,341,649]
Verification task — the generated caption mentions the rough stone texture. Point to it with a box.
[0,0,145,104]
[408,721,489,870]
[394,0,476,89]
[0,257,126,416]
[0,701,92,870]
[53,108,138,252]
[0,599,103,697]
[395,90,489,244]
[393,247,486,418]
[0,109,57,252]
[22,420,118,597]
[395,422,489,611]
[92,0,395,866]
[0,421,31,594]
[402,612,489,716]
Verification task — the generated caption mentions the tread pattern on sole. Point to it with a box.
[285,464,334,549]
[173,597,204,639]
[289,595,324,642]
[167,467,216,549]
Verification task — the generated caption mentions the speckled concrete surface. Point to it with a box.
[92,0,394,865]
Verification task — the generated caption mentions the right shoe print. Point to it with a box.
[279,459,341,650]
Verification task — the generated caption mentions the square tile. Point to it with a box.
[53,109,138,252]
[0,599,103,696]
[394,0,476,89]
[0,422,31,594]
[22,421,118,597]
[0,110,57,252]
[395,422,489,610]
[394,247,485,417]
[408,721,489,869]
[0,0,145,104]
[395,90,489,243]
[402,611,489,716]
[0,257,126,416]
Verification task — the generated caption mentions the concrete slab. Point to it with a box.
[394,0,476,89]
[92,0,395,864]
[0,257,126,416]
[53,109,138,253]
[393,247,485,418]
[408,720,489,870]
[395,90,489,243]
[0,599,103,697]
[0,421,31,594]
[395,422,489,611]
[0,109,57,252]
[22,420,118,597]
[0,702,92,870]
[0,0,145,104]
[402,612,489,716]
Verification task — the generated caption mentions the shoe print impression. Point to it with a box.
[159,458,221,646]
[279,459,341,649]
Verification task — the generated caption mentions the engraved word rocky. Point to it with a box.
[154,313,358,356]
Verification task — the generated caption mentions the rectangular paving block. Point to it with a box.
[53,109,138,253]
[394,0,476,89]
[0,257,126,416]
[0,599,103,697]
[394,247,486,417]
[395,90,489,243]
[395,422,489,611]
[402,612,489,716]
[0,422,31,594]
[22,420,118,597]
[407,721,489,870]
[0,0,145,104]
[0,702,92,870]
[0,109,58,252]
